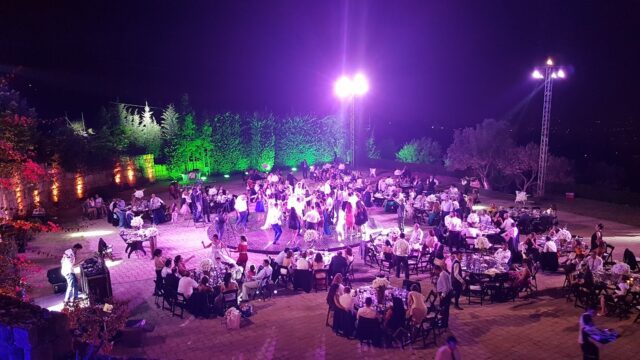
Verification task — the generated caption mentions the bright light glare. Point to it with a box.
[557,69,566,78]
[46,301,65,312]
[352,73,369,95]
[546,58,554,66]
[291,167,297,171]
[334,76,353,98]
[551,72,558,79]
[531,69,544,79]
[105,259,123,268]
[224,174,230,178]
[69,230,114,238]
[472,205,488,212]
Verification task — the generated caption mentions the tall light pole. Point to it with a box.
[334,73,369,168]
[531,58,566,197]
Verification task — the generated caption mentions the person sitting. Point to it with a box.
[328,251,348,282]
[582,251,604,273]
[296,251,310,270]
[357,296,378,320]
[345,247,355,263]
[241,259,272,301]
[338,286,356,313]
[382,240,394,261]
[174,255,195,277]
[543,236,558,253]
[511,259,533,290]
[494,243,512,265]
[406,284,427,324]
[623,248,639,271]
[282,250,295,269]
[312,252,325,270]
[196,276,213,293]
[598,275,630,317]
[383,296,405,339]
[177,271,198,299]
[161,258,173,278]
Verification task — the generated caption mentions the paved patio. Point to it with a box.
[22,175,640,359]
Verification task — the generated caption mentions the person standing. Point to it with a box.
[235,194,249,231]
[149,194,165,225]
[236,236,249,268]
[269,202,283,244]
[61,243,83,306]
[435,265,453,328]
[578,308,600,360]
[451,251,465,310]
[393,233,410,279]
[435,336,461,360]
[397,195,406,233]
[590,224,604,252]
[301,159,309,179]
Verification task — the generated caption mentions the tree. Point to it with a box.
[396,137,442,164]
[117,103,161,156]
[497,142,574,193]
[170,113,213,175]
[160,104,180,162]
[248,113,275,170]
[446,119,512,189]
[210,113,244,174]
[366,127,381,160]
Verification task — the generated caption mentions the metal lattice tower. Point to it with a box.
[537,66,554,197]
[350,98,356,168]
[533,59,566,198]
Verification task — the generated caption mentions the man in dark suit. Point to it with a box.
[328,250,348,283]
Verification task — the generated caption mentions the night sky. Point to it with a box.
[2,1,639,185]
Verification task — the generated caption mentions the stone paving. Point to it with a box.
[21,175,640,359]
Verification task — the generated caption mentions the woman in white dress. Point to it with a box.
[202,236,234,267]
[335,204,346,242]
[261,196,276,230]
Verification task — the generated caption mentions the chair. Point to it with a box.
[253,277,273,301]
[467,274,488,306]
[292,269,313,293]
[603,244,615,265]
[154,280,164,308]
[344,261,355,286]
[379,257,394,274]
[332,308,356,338]
[355,317,383,347]
[277,266,291,290]
[407,254,420,275]
[172,292,188,318]
[365,246,380,268]
[314,269,328,292]
[221,289,239,313]
[326,304,335,327]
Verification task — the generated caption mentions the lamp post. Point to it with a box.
[531,58,566,197]
[334,73,369,168]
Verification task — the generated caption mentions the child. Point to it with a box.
[171,203,179,223]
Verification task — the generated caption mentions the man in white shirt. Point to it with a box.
[274,248,290,266]
[241,259,273,301]
[268,202,283,244]
[295,251,310,270]
[61,243,83,304]
[479,211,492,226]
[409,223,424,245]
[177,271,198,298]
[494,243,512,264]
[502,213,515,230]
[543,237,558,253]
[393,233,411,279]
[356,297,378,320]
[466,211,479,225]
[582,252,603,273]
[446,213,462,231]
[338,287,355,313]
[435,266,453,328]
[303,207,321,230]
[234,194,249,231]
